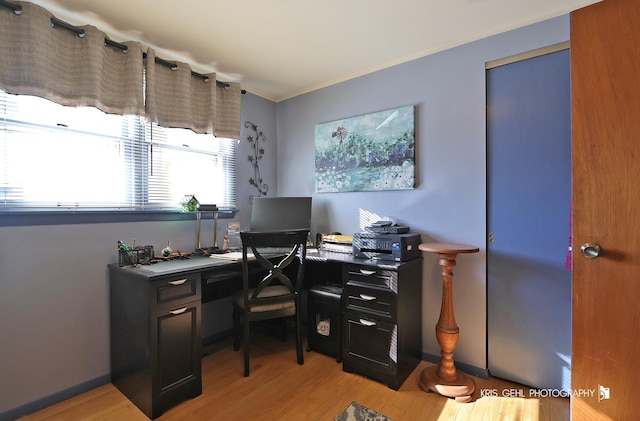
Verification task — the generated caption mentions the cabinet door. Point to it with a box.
[343,312,395,368]
[151,302,202,416]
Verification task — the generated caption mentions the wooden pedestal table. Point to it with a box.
[418,242,479,403]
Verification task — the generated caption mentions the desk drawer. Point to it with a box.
[343,264,397,293]
[151,274,201,308]
[201,265,267,303]
[344,284,396,320]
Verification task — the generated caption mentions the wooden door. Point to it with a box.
[571,0,640,419]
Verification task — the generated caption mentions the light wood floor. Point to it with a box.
[21,331,569,421]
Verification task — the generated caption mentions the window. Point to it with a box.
[0,89,236,212]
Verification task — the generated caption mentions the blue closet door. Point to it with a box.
[486,49,571,390]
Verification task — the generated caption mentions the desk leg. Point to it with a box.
[419,252,475,402]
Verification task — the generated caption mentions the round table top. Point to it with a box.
[418,242,479,254]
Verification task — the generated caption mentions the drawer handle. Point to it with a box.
[169,307,188,315]
[359,294,376,301]
[168,279,188,286]
[359,269,376,276]
[359,319,377,327]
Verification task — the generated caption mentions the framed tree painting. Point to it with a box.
[314,105,415,193]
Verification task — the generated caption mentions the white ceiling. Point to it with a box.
[29,0,599,102]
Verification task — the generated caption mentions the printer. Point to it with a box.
[353,231,421,262]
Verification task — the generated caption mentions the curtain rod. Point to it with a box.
[0,1,246,94]
[1,0,22,14]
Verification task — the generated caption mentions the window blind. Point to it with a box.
[0,89,236,211]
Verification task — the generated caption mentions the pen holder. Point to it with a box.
[118,244,154,266]
[118,247,137,267]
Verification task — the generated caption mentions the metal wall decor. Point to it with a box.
[315,105,416,193]
[245,121,268,201]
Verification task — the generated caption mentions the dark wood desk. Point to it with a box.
[109,250,422,418]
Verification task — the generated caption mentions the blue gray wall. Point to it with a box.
[0,14,569,419]
[275,16,570,371]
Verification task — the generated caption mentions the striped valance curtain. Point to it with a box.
[145,47,216,134]
[0,2,144,115]
[0,1,241,138]
[214,81,242,139]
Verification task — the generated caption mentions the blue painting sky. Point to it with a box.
[314,105,414,151]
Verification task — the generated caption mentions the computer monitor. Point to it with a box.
[250,196,312,231]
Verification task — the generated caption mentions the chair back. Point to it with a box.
[240,229,309,311]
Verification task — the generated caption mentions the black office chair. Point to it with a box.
[231,229,309,376]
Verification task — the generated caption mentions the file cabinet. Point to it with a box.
[341,258,422,390]
[110,266,202,419]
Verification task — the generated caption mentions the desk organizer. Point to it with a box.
[118,242,154,266]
